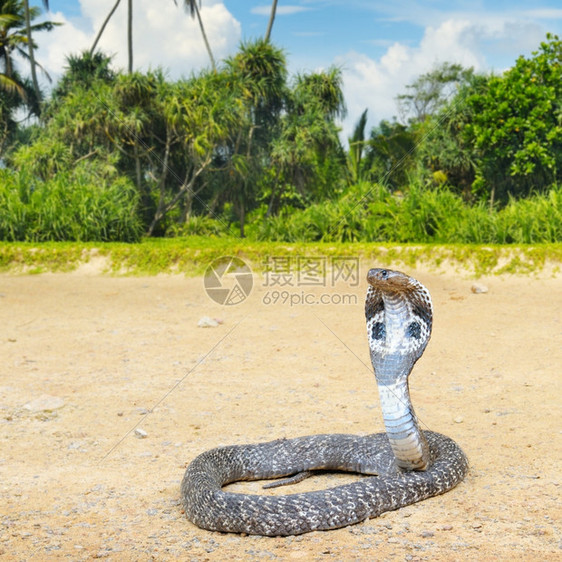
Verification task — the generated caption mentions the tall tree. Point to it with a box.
[91,1,215,73]
[89,0,133,73]
[89,0,122,55]
[366,120,417,189]
[174,0,215,70]
[263,67,345,216]
[23,0,49,103]
[127,0,132,72]
[23,0,39,98]
[295,66,346,121]
[49,50,116,108]
[0,0,57,130]
[225,39,288,235]
[396,62,474,123]
[464,33,562,204]
[264,0,277,42]
[1,0,27,100]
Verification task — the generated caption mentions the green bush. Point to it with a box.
[165,215,229,237]
[494,186,562,243]
[0,170,30,241]
[1,167,559,244]
[0,169,143,242]
[250,181,562,244]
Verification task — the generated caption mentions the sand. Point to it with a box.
[0,263,560,560]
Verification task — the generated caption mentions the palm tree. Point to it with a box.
[89,0,133,73]
[90,0,122,55]
[174,0,215,70]
[295,67,346,121]
[51,50,116,103]
[0,3,25,100]
[92,1,214,73]
[1,0,55,105]
[1,0,56,148]
[264,0,277,42]
[224,39,288,236]
[23,0,50,103]
[127,0,132,72]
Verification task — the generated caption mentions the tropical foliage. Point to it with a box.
[4,41,345,238]
[0,6,561,245]
[0,0,57,147]
[0,167,142,241]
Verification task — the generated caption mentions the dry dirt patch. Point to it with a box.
[0,266,560,560]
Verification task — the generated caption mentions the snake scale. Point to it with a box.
[181,268,468,536]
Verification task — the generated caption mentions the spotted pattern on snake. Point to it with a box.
[181,268,468,536]
[365,269,432,361]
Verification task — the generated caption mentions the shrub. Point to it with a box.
[250,181,562,244]
[0,169,143,242]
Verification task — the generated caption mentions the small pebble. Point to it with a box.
[134,428,148,439]
[198,316,219,328]
[471,283,488,294]
[23,395,65,413]
[454,416,464,423]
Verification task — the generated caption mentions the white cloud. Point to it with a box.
[338,16,545,140]
[251,5,310,16]
[37,11,92,81]
[36,0,241,87]
[32,2,553,148]
[522,9,562,19]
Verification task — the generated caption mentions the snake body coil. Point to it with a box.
[181,268,468,536]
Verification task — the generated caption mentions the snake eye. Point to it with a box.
[380,269,388,279]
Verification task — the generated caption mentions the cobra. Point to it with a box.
[181,268,468,536]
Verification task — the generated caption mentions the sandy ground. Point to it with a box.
[0,261,560,561]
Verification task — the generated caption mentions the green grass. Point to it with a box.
[0,168,143,243]
[249,182,562,245]
[0,238,560,277]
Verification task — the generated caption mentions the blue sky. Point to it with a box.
[35,1,562,136]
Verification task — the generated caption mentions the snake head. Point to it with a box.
[367,268,417,290]
[365,268,433,381]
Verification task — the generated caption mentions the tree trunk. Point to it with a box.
[146,133,172,236]
[127,0,133,73]
[266,168,281,217]
[134,150,142,195]
[193,3,216,70]
[238,199,245,237]
[183,185,194,221]
[265,0,278,42]
[148,154,210,235]
[489,185,495,211]
[90,0,123,54]
[23,0,41,109]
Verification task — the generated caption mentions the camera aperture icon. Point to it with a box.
[204,256,253,305]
